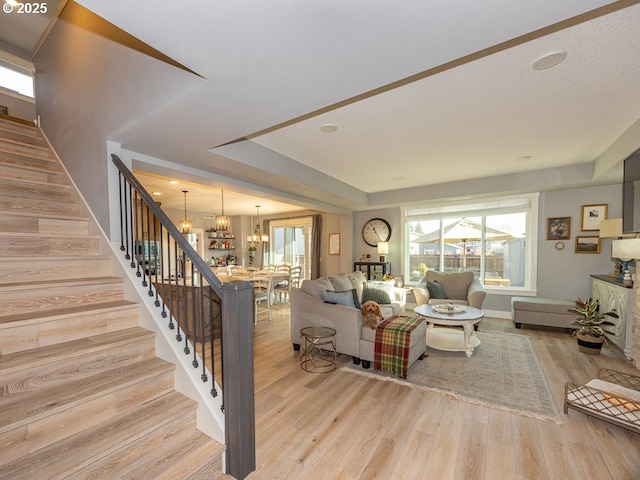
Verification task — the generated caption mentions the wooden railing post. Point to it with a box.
[221,281,256,479]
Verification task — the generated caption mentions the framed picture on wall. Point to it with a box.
[0,106,7,115]
[547,216,571,240]
[581,204,607,231]
[575,236,601,254]
[329,233,340,255]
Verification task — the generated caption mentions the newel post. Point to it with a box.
[221,280,255,479]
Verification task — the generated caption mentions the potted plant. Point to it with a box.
[569,297,618,354]
[248,244,257,266]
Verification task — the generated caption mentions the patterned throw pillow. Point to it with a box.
[427,280,448,299]
[361,283,392,305]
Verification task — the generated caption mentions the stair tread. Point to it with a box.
[0,357,176,435]
[0,299,138,327]
[0,326,155,373]
[1,391,198,479]
[0,254,109,262]
[0,136,49,152]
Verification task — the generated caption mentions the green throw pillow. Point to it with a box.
[361,284,392,305]
[427,280,448,299]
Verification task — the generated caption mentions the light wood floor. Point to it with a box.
[244,305,640,480]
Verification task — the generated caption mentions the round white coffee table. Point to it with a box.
[414,304,484,357]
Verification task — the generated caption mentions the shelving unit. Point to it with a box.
[207,231,237,265]
[353,261,390,280]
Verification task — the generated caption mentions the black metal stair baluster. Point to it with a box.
[182,251,190,354]
[118,171,125,252]
[126,182,134,265]
[192,267,201,369]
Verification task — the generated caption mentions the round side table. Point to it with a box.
[299,326,337,373]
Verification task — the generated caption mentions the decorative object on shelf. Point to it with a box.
[547,216,571,240]
[216,188,230,231]
[247,205,268,243]
[382,273,394,281]
[178,190,192,234]
[362,218,392,247]
[623,270,633,287]
[581,203,608,231]
[612,238,640,284]
[575,236,600,254]
[569,297,618,355]
[377,241,389,262]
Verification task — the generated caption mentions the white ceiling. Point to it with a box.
[3,0,640,216]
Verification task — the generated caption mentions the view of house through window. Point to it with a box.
[405,194,538,290]
[268,217,313,281]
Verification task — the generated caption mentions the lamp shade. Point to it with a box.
[599,218,622,238]
[377,241,389,255]
[612,238,640,261]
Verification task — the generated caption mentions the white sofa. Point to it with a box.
[290,271,407,365]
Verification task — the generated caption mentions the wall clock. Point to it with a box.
[362,218,392,247]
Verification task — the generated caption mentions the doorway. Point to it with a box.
[268,217,313,281]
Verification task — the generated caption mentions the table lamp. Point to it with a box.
[599,218,634,277]
[612,238,640,286]
[377,241,389,262]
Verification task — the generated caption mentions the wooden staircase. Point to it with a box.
[0,117,228,479]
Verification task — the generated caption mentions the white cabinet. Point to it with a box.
[591,275,634,360]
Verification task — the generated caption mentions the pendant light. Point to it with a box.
[247,205,268,243]
[216,188,230,231]
[178,190,193,234]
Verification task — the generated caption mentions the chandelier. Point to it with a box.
[247,205,268,243]
[178,190,193,234]
[216,188,230,231]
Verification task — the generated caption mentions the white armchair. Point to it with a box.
[413,270,486,310]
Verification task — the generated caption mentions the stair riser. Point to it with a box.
[0,152,60,173]
[0,178,72,202]
[0,139,52,161]
[0,195,81,217]
[0,371,176,468]
[0,215,89,235]
[0,335,158,404]
[0,257,110,285]
[0,118,38,137]
[0,282,124,318]
[0,129,47,149]
[0,236,100,256]
[0,305,139,355]
[0,163,64,185]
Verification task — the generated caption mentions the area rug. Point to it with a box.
[343,330,562,423]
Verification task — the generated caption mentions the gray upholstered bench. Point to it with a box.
[511,297,576,330]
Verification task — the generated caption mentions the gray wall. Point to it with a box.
[354,183,622,314]
[0,92,35,121]
[33,3,202,237]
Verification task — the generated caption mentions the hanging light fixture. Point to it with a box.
[247,205,268,243]
[216,188,230,231]
[179,190,193,234]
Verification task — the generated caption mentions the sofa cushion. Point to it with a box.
[301,276,334,298]
[361,283,392,304]
[425,271,474,300]
[328,273,354,292]
[346,271,367,300]
[319,289,360,308]
[427,280,448,299]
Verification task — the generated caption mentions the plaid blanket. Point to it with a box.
[374,315,424,379]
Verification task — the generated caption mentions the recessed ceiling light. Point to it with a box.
[515,155,532,162]
[392,176,404,181]
[320,124,338,133]
[532,51,567,70]
[168,180,179,184]
[152,191,162,196]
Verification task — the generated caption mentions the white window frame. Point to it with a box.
[0,51,35,101]
[402,193,539,295]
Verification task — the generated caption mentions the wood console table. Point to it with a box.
[591,274,634,360]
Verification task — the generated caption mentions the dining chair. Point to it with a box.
[253,272,273,324]
[274,265,301,302]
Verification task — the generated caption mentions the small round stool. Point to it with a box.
[299,326,337,373]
